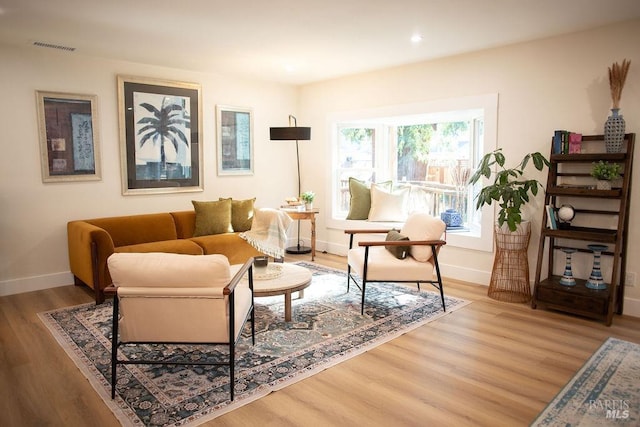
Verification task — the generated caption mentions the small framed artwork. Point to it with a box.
[36,91,101,182]
[117,75,203,195]
[216,105,254,176]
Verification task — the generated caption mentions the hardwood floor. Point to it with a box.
[2,252,639,426]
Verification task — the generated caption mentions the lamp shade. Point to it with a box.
[270,127,311,141]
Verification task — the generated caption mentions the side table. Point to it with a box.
[282,209,318,261]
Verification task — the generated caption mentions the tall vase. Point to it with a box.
[559,248,577,286]
[604,108,625,153]
[586,244,608,290]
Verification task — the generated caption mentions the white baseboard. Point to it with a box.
[622,296,640,318]
[0,271,73,297]
[3,251,637,320]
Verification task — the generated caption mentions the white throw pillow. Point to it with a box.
[108,252,231,288]
[368,184,410,222]
[400,213,446,262]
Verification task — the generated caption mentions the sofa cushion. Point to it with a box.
[192,199,233,236]
[368,184,410,222]
[88,213,178,247]
[220,197,255,232]
[190,233,262,264]
[108,252,231,288]
[170,211,196,238]
[400,213,446,262]
[115,239,203,255]
[385,230,410,259]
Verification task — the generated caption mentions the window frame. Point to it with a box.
[326,93,498,252]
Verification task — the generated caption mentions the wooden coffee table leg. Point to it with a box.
[284,291,292,321]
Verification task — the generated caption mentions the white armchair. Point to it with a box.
[106,252,255,401]
[345,213,447,315]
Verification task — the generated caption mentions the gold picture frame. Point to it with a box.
[117,75,203,195]
[36,91,101,182]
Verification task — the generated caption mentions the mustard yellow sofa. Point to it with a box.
[67,210,262,304]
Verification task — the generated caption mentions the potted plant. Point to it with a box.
[469,148,550,232]
[590,161,622,190]
[468,148,550,303]
[300,191,315,210]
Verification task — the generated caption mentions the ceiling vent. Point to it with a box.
[32,41,76,52]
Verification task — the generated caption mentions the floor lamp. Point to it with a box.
[270,115,312,254]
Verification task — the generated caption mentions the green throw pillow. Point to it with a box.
[192,199,233,236]
[346,177,392,220]
[219,197,255,232]
[385,230,410,259]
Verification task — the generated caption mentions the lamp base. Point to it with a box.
[286,245,312,254]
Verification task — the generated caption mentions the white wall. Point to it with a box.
[298,19,640,314]
[2,19,640,317]
[0,44,300,295]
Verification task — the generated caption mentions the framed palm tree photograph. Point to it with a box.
[117,75,203,195]
[216,105,254,176]
[36,90,102,183]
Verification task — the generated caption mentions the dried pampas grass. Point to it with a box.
[608,59,631,109]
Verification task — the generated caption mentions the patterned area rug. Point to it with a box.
[39,262,469,426]
[531,337,639,426]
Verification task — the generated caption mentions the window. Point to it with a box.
[328,94,498,251]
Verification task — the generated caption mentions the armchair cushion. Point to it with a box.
[348,246,434,282]
[401,213,446,262]
[108,252,231,288]
[368,184,410,222]
[385,230,410,259]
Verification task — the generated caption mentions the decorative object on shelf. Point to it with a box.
[300,191,315,210]
[440,208,463,227]
[270,115,312,255]
[559,248,577,286]
[469,148,550,232]
[557,204,575,230]
[604,59,630,153]
[590,160,622,190]
[586,244,608,290]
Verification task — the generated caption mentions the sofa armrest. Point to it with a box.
[67,220,115,303]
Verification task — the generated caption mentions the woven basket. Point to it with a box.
[488,221,531,303]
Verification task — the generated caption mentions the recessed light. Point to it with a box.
[411,34,423,44]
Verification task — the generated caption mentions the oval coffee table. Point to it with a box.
[232,263,312,321]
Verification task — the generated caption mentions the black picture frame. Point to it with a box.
[117,75,203,195]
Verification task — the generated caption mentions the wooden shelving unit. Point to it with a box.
[532,133,635,325]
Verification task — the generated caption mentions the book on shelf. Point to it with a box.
[546,205,558,230]
[569,132,582,154]
[553,130,582,154]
